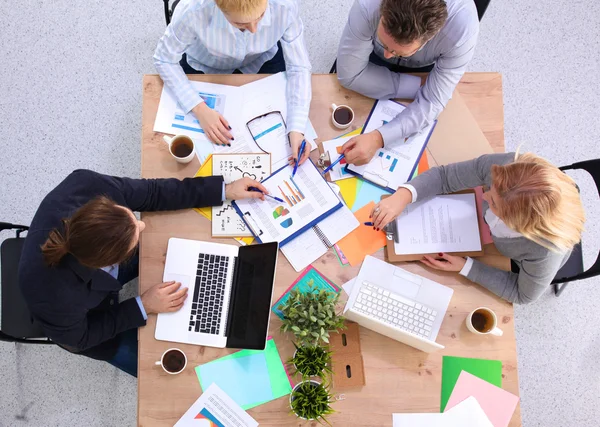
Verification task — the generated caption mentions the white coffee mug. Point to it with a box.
[331,103,355,129]
[466,307,503,336]
[155,348,187,374]
[163,134,195,164]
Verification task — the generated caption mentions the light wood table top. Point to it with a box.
[138,73,520,426]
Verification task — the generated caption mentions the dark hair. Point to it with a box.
[41,196,138,269]
[380,0,448,44]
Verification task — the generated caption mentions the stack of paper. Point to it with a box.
[175,383,258,427]
[195,337,292,410]
[393,396,493,426]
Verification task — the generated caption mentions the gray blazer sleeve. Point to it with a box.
[466,249,566,304]
[407,153,516,200]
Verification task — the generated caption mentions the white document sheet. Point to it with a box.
[211,153,271,237]
[281,189,359,271]
[393,194,482,255]
[341,278,356,297]
[233,160,341,245]
[154,82,242,144]
[348,100,434,190]
[393,396,493,427]
[321,136,354,181]
[175,383,258,427]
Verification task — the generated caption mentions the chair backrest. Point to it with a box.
[163,0,181,26]
[553,159,600,283]
[474,0,491,21]
[1,225,52,343]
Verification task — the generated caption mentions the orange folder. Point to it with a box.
[336,202,387,267]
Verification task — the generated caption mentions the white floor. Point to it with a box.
[1,1,599,426]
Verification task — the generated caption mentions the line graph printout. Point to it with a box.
[233,161,342,246]
[347,99,435,190]
[211,153,271,237]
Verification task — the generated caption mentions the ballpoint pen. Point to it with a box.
[291,139,306,178]
[321,153,345,176]
[249,187,284,203]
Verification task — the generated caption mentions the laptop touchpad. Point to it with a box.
[164,273,191,289]
[392,270,421,299]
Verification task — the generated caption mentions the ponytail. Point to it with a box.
[41,219,70,266]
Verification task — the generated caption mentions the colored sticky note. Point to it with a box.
[271,266,340,319]
[196,352,272,409]
[193,155,254,245]
[445,371,519,427]
[474,186,494,245]
[196,338,293,409]
[336,202,387,266]
[440,356,502,412]
[351,180,392,213]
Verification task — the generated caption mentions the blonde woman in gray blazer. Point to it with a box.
[371,153,585,304]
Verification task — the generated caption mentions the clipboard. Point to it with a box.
[384,189,485,262]
[232,159,343,247]
[343,99,436,192]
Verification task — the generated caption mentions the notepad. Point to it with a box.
[233,160,343,246]
[440,356,502,412]
[336,202,387,266]
[445,371,519,427]
[195,337,292,410]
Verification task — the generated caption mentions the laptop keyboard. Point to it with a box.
[353,281,438,339]
[188,253,230,335]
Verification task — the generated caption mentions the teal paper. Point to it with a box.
[350,180,392,213]
[196,352,273,409]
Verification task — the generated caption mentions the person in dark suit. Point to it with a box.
[19,169,268,376]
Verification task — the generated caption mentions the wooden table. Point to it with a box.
[138,73,520,426]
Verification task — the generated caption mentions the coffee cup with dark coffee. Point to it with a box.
[466,307,503,336]
[331,103,355,129]
[155,348,187,374]
[163,134,195,164]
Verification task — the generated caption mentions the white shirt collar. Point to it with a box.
[484,209,522,239]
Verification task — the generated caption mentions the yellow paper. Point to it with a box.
[193,155,254,245]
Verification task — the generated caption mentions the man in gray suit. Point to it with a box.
[336,0,479,165]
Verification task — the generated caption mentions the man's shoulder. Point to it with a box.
[440,0,479,43]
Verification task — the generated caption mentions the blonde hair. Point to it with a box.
[215,0,266,15]
[491,152,585,252]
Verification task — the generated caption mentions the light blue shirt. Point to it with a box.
[153,0,312,134]
[100,265,148,321]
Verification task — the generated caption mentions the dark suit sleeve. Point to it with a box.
[73,170,224,212]
[42,296,146,351]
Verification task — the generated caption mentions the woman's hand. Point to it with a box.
[192,102,233,146]
[288,131,311,166]
[420,253,467,272]
[141,281,188,314]
[370,187,413,230]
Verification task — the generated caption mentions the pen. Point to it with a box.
[291,139,306,178]
[321,153,345,176]
[249,186,284,203]
[364,222,374,226]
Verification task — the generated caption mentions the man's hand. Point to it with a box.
[288,131,311,166]
[141,281,188,314]
[342,130,384,166]
[192,102,233,146]
[370,187,412,230]
[420,253,467,272]
[225,177,269,201]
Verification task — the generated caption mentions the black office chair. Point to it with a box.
[0,222,53,344]
[163,0,181,26]
[329,0,492,74]
[551,159,600,297]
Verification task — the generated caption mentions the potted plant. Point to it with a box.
[289,379,335,424]
[289,343,332,379]
[278,284,345,346]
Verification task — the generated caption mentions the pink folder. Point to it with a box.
[444,371,519,427]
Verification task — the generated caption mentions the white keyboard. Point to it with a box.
[352,281,439,339]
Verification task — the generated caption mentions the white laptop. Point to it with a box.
[155,238,278,350]
[344,255,453,353]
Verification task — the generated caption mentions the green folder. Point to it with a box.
[440,356,503,411]
[195,337,293,409]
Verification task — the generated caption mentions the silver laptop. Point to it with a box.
[155,238,278,350]
[344,255,453,353]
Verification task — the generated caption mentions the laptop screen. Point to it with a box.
[225,242,278,350]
